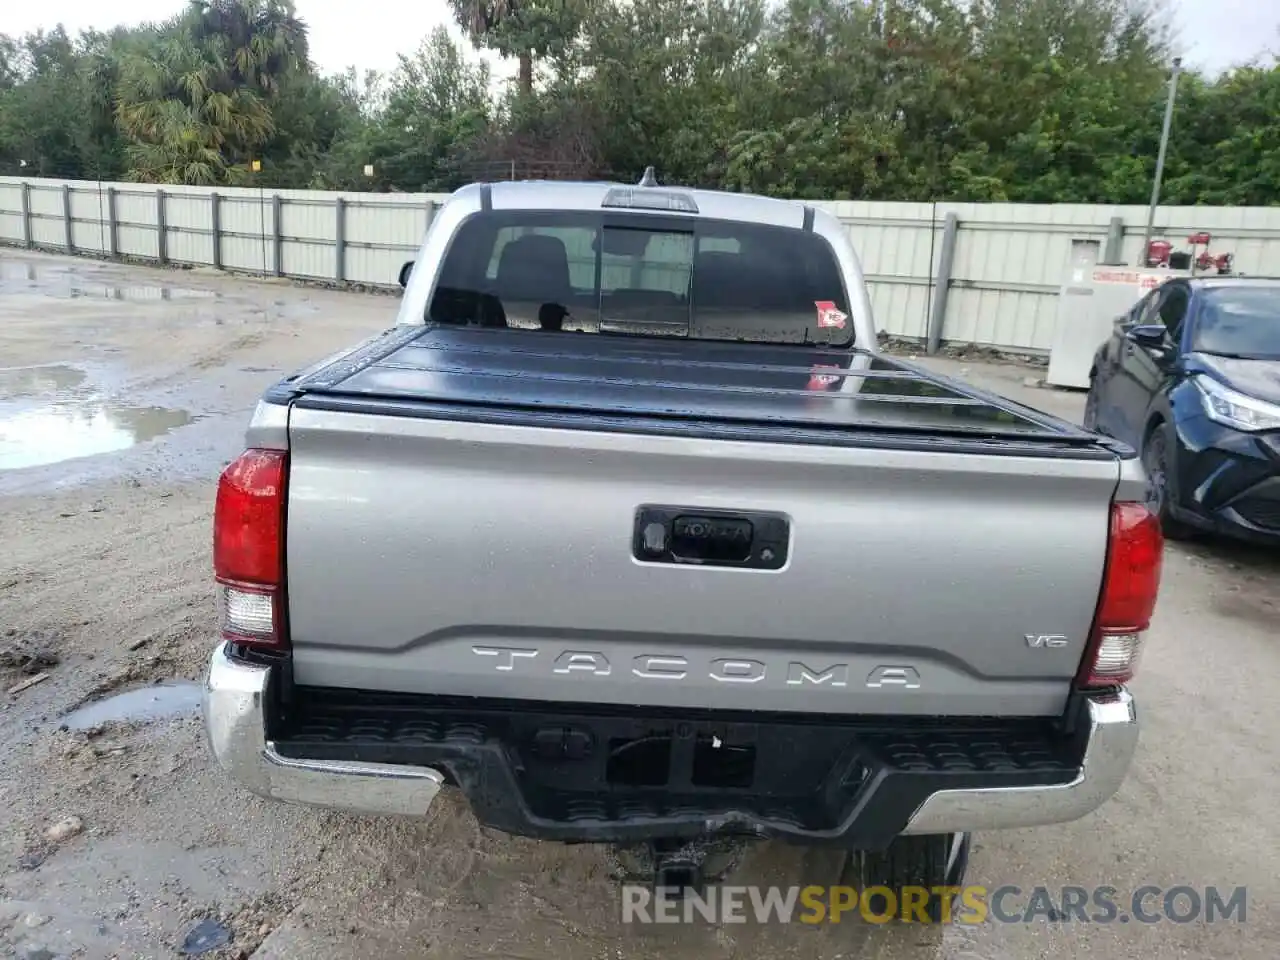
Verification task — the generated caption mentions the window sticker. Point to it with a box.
[807,364,843,390]
[815,301,847,329]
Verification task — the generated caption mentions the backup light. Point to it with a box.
[1077,502,1163,687]
[213,449,288,649]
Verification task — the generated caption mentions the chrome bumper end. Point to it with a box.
[902,689,1139,834]
[202,642,444,816]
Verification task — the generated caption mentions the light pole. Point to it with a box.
[1141,57,1182,263]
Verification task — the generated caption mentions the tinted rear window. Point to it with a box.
[427,211,853,346]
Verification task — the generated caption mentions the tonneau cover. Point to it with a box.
[291,325,1097,444]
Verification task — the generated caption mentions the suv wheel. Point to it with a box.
[1083,374,1100,430]
[840,833,970,923]
[1142,425,1193,540]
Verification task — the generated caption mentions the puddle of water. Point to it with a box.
[0,403,193,470]
[0,364,89,398]
[60,682,202,730]
[0,363,194,470]
[74,284,219,302]
[0,261,217,302]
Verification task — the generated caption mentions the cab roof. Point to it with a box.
[453,179,813,231]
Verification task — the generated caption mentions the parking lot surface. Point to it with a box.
[1,250,1276,959]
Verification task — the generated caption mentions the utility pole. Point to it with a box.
[1141,57,1182,263]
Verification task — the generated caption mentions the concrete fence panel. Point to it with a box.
[112,188,161,260]
[276,197,337,280]
[26,184,66,249]
[343,198,434,287]
[0,180,23,246]
[219,195,274,274]
[818,201,939,342]
[67,187,109,255]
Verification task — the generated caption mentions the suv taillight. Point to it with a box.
[214,449,288,650]
[1077,502,1164,687]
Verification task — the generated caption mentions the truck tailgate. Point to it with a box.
[282,329,1122,717]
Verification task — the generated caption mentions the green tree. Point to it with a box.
[258,69,375,188]
[1159,63,1280,206]
[0,29,83,176]
[952,0,1169,201]
[579,0,765,185]
[723,0,1173,202]
[449,0,585,95]
[115,0,309,184]
[4,0,1280,206]
[364,26,490,189]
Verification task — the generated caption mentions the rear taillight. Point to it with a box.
[214,449,288,650]
[1078,501,1164,687]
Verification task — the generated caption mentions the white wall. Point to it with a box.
[4,176,1280,353]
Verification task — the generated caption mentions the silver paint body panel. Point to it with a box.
[284,406,1133,716]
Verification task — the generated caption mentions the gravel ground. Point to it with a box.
[0,248,1277,960]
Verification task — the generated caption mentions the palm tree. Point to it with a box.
[449,0,533,94]
[186,0,309,95]
[115,0,307,184]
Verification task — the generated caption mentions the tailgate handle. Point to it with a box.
[671,515,754,562]
[633,506,789,570]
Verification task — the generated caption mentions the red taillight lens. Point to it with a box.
[214,449,287,649]
[1078,502,1164,687]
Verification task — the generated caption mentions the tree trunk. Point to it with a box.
[518,52,533,94]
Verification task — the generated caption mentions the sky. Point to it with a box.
[2,0,1277,81]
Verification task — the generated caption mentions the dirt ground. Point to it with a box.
[1,248,1278,960]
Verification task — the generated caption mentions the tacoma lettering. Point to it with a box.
[469,649,914,690]
[786,662,850,687]
[471,645,538,671]
[865,666,921,689]
[709,658,766,683]
[554,651,611,675]
[632,656,689,679]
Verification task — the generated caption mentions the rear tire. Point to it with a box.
[840,833,970,923]
[1083,373,1101,431]
[1142,423,1195,540]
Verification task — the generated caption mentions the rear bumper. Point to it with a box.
[899,691,1137,834]
[203,642,1138,842]
[202,644,444,816]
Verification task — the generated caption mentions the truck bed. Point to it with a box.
[276,325,1129,718]
[280,325,1109,456]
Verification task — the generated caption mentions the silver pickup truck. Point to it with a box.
[204,178,1163,913]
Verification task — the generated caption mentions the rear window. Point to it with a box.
[427,211,853,346]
